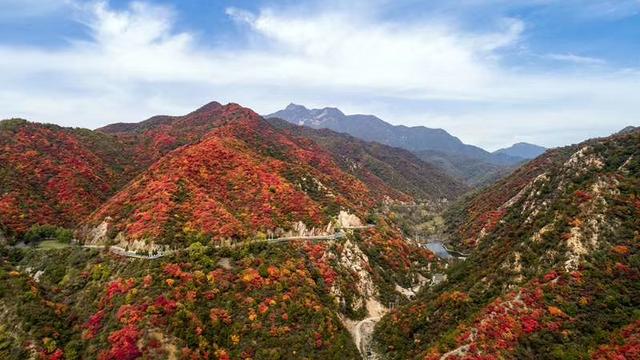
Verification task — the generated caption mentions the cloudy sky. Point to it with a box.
[0,0,638,150]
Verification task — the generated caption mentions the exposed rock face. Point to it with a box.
[333,239,378,304]
[282,221,330,238]
[379,130,640,358]
[119,238,170,255]
[337,211,364,228]
[80,217,113,245]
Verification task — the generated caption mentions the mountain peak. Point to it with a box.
[617,125,638,135]
[285,103,308,111]
[494,142,546,160]
[317,107,344,117]
[267,103,524,167]
[192,100,223,114]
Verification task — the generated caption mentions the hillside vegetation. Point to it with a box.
[0,101,459,359]
[0,120,141,237]
[374,129,640,358]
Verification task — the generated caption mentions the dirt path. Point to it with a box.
[353,315,381,359]
[342,298,388,359]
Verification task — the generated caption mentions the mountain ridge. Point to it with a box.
[266,103,525,166]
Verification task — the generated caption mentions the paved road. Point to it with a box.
[80,230,350,259]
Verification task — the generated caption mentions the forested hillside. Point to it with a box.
[0,120,141,237]
[266,117,467,202]
[374,129,640,358]
[0,101,457,359]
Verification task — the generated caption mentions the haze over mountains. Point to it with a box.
[267,104,527,164]
[267,104,545,186]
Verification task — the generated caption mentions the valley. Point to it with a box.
[0,102,638,360]
[2,1,639,358]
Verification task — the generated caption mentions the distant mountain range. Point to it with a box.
[493,142,547,159]
[266,104,545,186]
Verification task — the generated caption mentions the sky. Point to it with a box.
[0,0,638,150]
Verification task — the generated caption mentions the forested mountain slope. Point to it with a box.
[84,104,389,248]
[0,101,456,359]
[266,117,468,203]
[0,120,141,237]
[414,149,516,187]
[1,101,464,246]
[0,224,444,359]
[374,129,640,358]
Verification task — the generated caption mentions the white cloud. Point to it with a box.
[0,0,637,149]
[546,53,606,65]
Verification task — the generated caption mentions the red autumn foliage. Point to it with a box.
[593,320,640,360]
[48,349,64,360]
[153,295,177,315]
[521,316,540,334]
[105,278,136,302]
[479,209,506,233]
[143,274,153,288]
[575,190,593,203]
[303,243,337,287]
[99,325,142,360]
[84,309,105,339]
[86,103,383,246]
[163,263,193,283]
[428,276,562,358]
[0,121,139,235]
[543,271,559,282]
[117,304,146,325]
[209,308,232,326]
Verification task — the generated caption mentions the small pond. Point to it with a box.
[424,242,454,260]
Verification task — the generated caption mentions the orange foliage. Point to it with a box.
[612,245,630,255]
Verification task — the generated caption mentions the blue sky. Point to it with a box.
[0,0,638,150]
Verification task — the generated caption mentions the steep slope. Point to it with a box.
[267,103,523,166]
[494,142,547,159]
[266,117,468,202]
[83,104,416,249]
[0,119,141,237]
[374,129,640,358]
